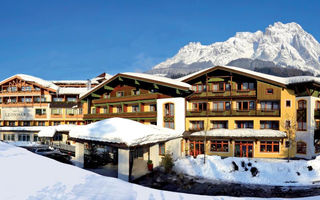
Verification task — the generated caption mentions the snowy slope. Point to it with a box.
[148,22,320,76]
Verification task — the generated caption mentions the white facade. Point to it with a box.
[156,97,186,133]
[295,96,320,159]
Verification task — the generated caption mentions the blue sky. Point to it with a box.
[0,0,320,80]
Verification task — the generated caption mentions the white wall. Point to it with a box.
[149,144,160,167]
[295,96,319,159]
[118,149,130,181]
[165,138,182,159]
[156,97,185,133]
[74,142,85,168]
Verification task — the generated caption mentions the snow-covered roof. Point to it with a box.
[189,129,287,138]
[51,80,88,84]
[38,125,78,137]
[69,118,182,146]
[0,74,59,91]
[177,65,320,86]
[58,87,89,95]
[80,72,191,99]
[0,126,45,132]
[121,72,191,89]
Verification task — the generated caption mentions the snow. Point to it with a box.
[121,72,191,89]
[38,125,77,137]
[57,87,89,95]
[190,129,286,138]
[177,65,320,86]
[2,142,320,199]
[174,155,320,186]
[151,22,320,76]
[69,118,182,146]
[0,74,59,90]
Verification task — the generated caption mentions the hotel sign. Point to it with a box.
[1,107,35,120]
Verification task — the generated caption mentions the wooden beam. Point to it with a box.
[91,93,101,98]
[104,85,114,90]
[153,83,159,89]
[135,80,140,85]
[118,77,123,81]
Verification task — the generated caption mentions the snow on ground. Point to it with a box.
[1,142,320,199]
[174,155,320,186]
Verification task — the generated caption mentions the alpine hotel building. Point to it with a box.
[1,66,320,160]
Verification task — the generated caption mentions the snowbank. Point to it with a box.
[69,118,182,146]
[174,155,320,186]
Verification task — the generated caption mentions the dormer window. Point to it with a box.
[266,88,273,94]
[116,91,124,97]
[132,89,140,95]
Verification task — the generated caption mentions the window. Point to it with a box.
[190,121,204,131]
[237,82,255,90]
[192,85,206,93]
[38,121,45,126]
[211,82,230,92]
[51,108,62,115]
[211,121,228,129]
[35,109,46,115]
[260,121,279,130]
[34,87,40,91]
[237,101,255,111]
[53,121,61,126]
[132,105,139,112]
[3,134,15,141]
[150,104,156,112]
[298,121,307,131]
[297,141,307,154]
[192,102,207,112]
[53,97,63,102]
[286,100,291,107]
[266,88,274,94]
[8,86,17,92]
[298,100,307,109]
[9,121,15,126]
[18,134,30,141]
[21,86,32,91]
[132,89,140,95]
[23,121,30,126]
[164,103,174,117]
[34,96,46,103]
[212,101,230,111]
[66,108,75,115]
[285,120,291,129]
[236,121,253,129]
[210,140,228,152]
[116,105,122,113]
[53,133,63,141]
[67,97,77,102]
[116,91,124,97]
[21,97,32,103]
[164,121,174,129]
[260,101,279,110]
[260,141,279,153]
[104,93,110,99]
[33,135,39,142]
[159,143,165,155]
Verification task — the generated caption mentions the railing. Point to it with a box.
[92,93,165,104]
[189,89,256,99]
[186,109,280,117]
[84,111,157,120]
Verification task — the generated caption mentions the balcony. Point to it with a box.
[50,102,79,108]
[186,109,280,117]
[92,93,167,105]
[84,111,157,120]
[188,89,256,99]
[0,90,42,96]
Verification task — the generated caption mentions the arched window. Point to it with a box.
[298,100,307,109]
[164,103,174,129]
[297,141,307,154]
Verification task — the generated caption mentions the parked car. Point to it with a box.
[31,147,72,164]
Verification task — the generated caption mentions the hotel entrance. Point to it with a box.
[235,141,254,157]
[189,140,204,157]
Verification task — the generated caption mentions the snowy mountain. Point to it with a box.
[147,22,320,77]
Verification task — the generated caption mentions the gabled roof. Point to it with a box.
[177,65,320,87]
[0,74,59,91]
[80,72,191,99]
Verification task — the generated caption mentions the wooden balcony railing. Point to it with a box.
[188,89,257,99]
[92,93,168,104]
[84,111,157,120]
[186,109,280,117]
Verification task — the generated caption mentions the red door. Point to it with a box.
[235,141,253,157]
